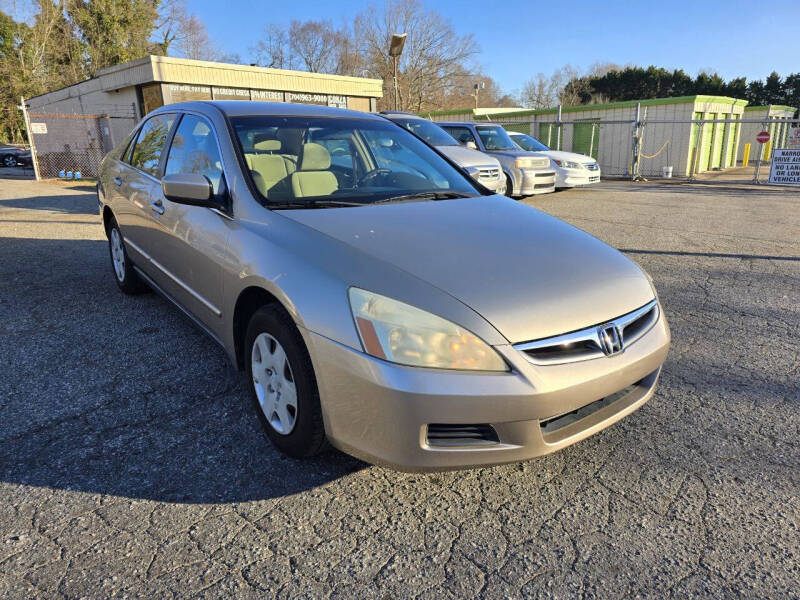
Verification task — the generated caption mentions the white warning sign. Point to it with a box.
[768,149,800,186]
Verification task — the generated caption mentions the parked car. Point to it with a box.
[508,132,601,188]
[98,101,670,471]
[379,112,506,194]
[438,122,556,197]
[0,143,32,167]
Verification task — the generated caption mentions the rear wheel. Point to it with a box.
[107,218,148,294]
[245,305,327,458]
[1,154,16,168]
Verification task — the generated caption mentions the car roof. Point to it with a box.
[438,121,504,127]
[151,100,385,121]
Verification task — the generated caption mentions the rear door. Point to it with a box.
[115,113,177,269]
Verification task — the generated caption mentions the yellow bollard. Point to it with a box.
[742,143,751,167]
[763,140,772,161]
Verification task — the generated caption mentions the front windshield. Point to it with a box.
[511,133,549,152]
[475,125,518,151]
[395,118,459,147]
[231,115,478,207]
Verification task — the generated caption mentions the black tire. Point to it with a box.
[505,175,514,198]
[245,305,328,458]
[107,217,148,294]
[1,154,16,168]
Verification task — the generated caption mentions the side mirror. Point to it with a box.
[465,141,478,150]
[161,173,216,208]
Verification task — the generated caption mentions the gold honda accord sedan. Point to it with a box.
[97,101,670,471]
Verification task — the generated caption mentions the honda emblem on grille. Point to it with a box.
[598,324,623,356]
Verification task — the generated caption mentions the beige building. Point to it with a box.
[27,55,384,146]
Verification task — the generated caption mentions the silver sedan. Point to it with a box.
[98,101,670,471]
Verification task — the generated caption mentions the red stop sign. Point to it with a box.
[756,131,770,144]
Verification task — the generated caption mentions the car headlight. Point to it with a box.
[553,159,581,169]
[515,157,542,169]
[348,288,508,371]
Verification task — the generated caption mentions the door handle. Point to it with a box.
[150,199,165,215]
[113,177,122,187]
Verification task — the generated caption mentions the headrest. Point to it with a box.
[276,128,303,155]
[254,139,281,152]
[299,143,331,170]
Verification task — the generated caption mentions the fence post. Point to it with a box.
[631,102,642,181]
[19,96,41,181]
[689,117,703,181]
[556,105,562,151]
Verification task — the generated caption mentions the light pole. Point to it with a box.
[389,33,407,111]
[473,82,485,109]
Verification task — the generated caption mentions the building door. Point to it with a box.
[572,119,600,159]
[698,113,714,172]
[709,113,725,170]
[539,123,561,150]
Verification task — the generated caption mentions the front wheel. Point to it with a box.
[245,305,328,458]
[1,154,16,168]
[504,175,514,198]
[107,218,148,294]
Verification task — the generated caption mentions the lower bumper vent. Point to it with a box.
[426,424,499,447]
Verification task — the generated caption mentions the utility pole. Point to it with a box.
[19,96,41,181]
[473,82,485,109]
[388,33,407,111]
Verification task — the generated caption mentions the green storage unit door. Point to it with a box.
[572,119,600,159]
[724,114,736,168]
[709,113,725,170]
[686,111,702,176]
[698,113,714,173]
[539,123,561,149]
[509,122,531,136]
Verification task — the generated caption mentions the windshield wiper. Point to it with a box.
[268,199,365,210]
[372,191,475,204]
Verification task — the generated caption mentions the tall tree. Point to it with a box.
[66,0,159,74]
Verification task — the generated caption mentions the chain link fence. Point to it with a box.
[23,103,138,180]
[442,113,799,184]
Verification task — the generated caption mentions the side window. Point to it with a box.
[164,114,224,194]
[443,126,477,146]
[128,114,176,176]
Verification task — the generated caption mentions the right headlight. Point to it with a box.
[553,159,581,169]
[348,288,508,371]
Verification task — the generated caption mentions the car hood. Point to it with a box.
[544,150,595,163]
[436,145,500,169]
[280,196,654,343]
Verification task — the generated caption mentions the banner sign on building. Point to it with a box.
[768,149,800,186]
[287,93,328,105]
[252,90,283,102]
[327,95,347,109]
[786,128,800,149]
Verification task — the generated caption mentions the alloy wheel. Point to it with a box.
[251,332,298,435]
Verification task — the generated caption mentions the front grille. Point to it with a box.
[588,176,600,183]
[514,300,659,365]
[477,167,500,181]
[426,424,499,447]
[539,380,641,435]
[584,162,599,171]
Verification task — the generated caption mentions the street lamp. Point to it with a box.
[473,81,485,109]
[389,33,407,111]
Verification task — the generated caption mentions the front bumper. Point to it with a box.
[556,167,602,188]
[303,309,670,471]
[519,169,556,195]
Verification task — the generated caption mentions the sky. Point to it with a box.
[192,0,799,95]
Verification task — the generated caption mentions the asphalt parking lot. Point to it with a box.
[1,178,798,598]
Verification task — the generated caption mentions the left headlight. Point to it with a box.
[553,159,581,169]
[348,288,508,371]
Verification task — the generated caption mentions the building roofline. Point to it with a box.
[420,94,750,120]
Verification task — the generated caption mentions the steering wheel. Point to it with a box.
[357,168,391,187]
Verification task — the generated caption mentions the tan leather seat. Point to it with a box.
[291,143,338,198]
[247,139,290,198]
